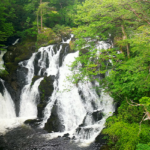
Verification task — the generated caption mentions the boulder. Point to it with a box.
[44,101,65,133]
[37,75,55,119]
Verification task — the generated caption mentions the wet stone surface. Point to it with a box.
[0,126,102,150]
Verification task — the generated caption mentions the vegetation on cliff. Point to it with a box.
[70,0,150,149]
[1,0,150,149]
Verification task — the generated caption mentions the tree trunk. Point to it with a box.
[40,0,42,30]
[121,24,130,58]
[37,13,39,33]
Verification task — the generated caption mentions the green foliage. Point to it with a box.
[52,24,71,35]
[139,97,150,112]
[69,0,150,103]
[16,25,37,39]
[103,101,150,150]
[37,27,59,46]
[0,1,15,45]
[136,143,150,150]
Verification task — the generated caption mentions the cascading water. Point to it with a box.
[0,79,16,119]
[0,35,115,149]
[39,49,114,144]
[19,78,43,118]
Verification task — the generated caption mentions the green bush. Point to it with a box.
[52,24,71,36]
[136,143,150,150]
[103,101,150,150]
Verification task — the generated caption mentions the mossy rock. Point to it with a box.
[44,101,65,133]
[31,75,42,87]
[38,75,55,98]
[37,28,61,47]
[1,36,37,90]
[24,119,42,128]
[5,62,18,73]
[69,40,75,52]
[37,75,55,118]
[52,25,72,37]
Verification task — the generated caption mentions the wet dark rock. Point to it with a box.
[0,125,101,150]
[62,34,71,42]
[31,75,43,87]
[38,75,55,119]
[91,101,97,110]
[41,68,47,76]
[72,136,76,140]
[33,52,42,75]
[4,81,21,116]
[78,115,87,128]
[0,37,37,116]
[0,80,4,95]
[63,133,70,140]
[95,134,107,144]
[17,66,28,88]
[24,119,43,128]
[95,133,109,150]
[59,43,70,67]
[63,133,69,137]
[78,90,86,102]
[1,37,36,93]
[92,110,103,122]
[53,44,61,54]
[44,101,65,133]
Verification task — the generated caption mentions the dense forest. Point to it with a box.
[1,0,150,149]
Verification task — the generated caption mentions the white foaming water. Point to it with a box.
[19,43,64,118]
[0,50,6,70]
[19,78,43,118]
[40,43,115,144]
[0,36,115,145]
[0,79,22,133]
[45,45,62,76]
[0,79,16,119]
[62,34,74,43]
[19,52,43,118]
[53,52,86,131]
[96,41,111,50]
[40,80,58,128]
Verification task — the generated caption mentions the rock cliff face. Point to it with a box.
[0,34,114,149]
[37,75,55,119]
[1,34,73,120]
[44,100,65,132]
[1,37,37,115]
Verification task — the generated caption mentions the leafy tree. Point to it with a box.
[0,0,15,47]
[70,0,150,102]
[102,101,150,150]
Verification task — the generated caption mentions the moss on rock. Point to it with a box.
[37,75,55,119]
[37,28,61,48]
[31,76,42,87]
[1,36,37,90]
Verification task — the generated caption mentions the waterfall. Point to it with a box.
[39,49,114,144]
[0,35,115,145]
[19,78,43,118]
[0,79,16,119]
[0,79,17,133]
